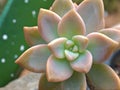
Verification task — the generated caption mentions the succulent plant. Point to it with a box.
[16,0,120,90]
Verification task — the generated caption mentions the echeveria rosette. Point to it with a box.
[15,0,120,89]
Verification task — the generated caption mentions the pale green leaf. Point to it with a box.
[58,9,86,39]
[77,0,105,34]
[87,32,119,63]
[38,9,61,43]
[50,0,75,17]
[47,55,73,82]
[39,72,86,90]
[15,44,50,73]
[70,50,92,73]
[48,37,67,59]
[24,26,46,46]
[87,63,120,90]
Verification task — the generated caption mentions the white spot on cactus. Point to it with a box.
[14,54,18,59]
[24,0,29,3]
[12,19,16,23]
[32,10,36,18]
[10,73,14,77]
[1,58,6,63]
[20,45,25,51]
[2,34,8,40]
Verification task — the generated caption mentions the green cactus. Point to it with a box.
[0,0,54,87]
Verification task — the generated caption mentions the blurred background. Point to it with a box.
[0,0,120,88]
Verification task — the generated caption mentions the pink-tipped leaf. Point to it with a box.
[87,32,119,63]
[38,9,61,43]
[77,0,105,34]
[50,0,75,17]
[15,44,50,73]
[58,9,86,39]
[24,26,46,46]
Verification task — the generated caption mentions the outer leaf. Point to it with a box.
[47,55,73,82]
[99,28,120,42]
[61,72,87,90]
[77,0,104,34]
[87,32,119,63]
[87,63,120,90]
[48,37,67,59]
[15,44,50,73]
[72,35,88,52]
[70,50,92,73]
[39,72,86,90]
[24,26,46,46]
[58,9,86,39]
[39,74,61,90]
[50,0,75,17]
[38,9,61,43]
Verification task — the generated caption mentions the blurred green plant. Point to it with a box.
[0,0,54,87]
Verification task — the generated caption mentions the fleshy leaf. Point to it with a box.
[39,72,86,90]
[47,55,73,82]
[65,40,74,49]
[61,72,87,90]
[87,63,120,90]
[65,49,79,61]
[24,26,46,46]
[48,37,67,59]
[87,32,119,63]
[99,28,120,42]
[72,35,88,52]
[58,9,86,39]
[50,0,75,17]
[15,44,50,73]
[38,9,61,43]
[70,50,92,73]
[77,0,104,34]
[39,74,61,90]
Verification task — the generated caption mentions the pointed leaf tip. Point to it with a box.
[38,9,61,43]
[50,0,75,17]
[15,44,50,73]
[77,0,105,34]
[58,9,86,39]
[24,26,46,46]
[87,32,119,63]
